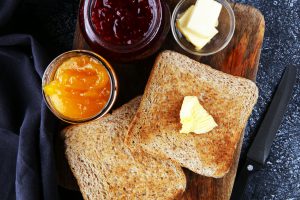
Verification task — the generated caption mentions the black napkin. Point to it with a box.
[0,34,59,200]
[0,0,20,28]
[0,0,61,199]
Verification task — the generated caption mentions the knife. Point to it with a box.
[230,66,297,200]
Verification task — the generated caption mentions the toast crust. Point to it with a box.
[126,51,258,178]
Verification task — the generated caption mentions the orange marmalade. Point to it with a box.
[43,55,111,119]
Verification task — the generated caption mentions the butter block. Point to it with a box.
[180,96,217,134]
[179,27,211,50]
[176,6,212,49]
[187,0,222,35]
[177,5,194,27]
[176,0,222,50]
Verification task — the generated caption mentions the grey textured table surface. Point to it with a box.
[16,0,300,199]
[236,0,300,199]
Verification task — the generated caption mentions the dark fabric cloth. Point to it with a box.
[0,34,59,200]
[0,0,80,199]
[0,0,60,199]
[0,129,18,200]
[0,0,20,28]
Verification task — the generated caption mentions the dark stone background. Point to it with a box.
[5,0,299,199]
[236,0,300,199]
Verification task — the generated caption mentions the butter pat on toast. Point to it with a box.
[126,51,258,178]
[61,97,186,200]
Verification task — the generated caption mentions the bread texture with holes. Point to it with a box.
[126,51,258,178]
[61,96,186,200]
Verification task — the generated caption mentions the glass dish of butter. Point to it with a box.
[171,0,235,56]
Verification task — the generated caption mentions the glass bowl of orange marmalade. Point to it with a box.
[42,50,118,124]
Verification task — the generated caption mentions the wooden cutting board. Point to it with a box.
[57,1,265,199]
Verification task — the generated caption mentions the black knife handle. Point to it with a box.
[230,159,262,200]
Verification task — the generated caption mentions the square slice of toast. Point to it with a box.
[62,97,186,200]
[126,51,258,178]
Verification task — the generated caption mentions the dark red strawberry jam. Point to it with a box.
[90,0,154,45]
[79,0,170,62]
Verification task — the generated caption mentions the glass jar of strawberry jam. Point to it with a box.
[79,0,170,62]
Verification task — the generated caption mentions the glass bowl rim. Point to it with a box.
[171,0,236,56]
[83,0,163,52]
[41,49,118,124]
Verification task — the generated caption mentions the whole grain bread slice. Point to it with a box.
[61,96,186,200]
[126,51,258,178]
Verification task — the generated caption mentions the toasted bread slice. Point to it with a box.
[126,51,258,178]
[61,96,186,200]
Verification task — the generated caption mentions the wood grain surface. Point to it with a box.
[56,1,265,200]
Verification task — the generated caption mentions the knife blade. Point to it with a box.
[230,66,297,200]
